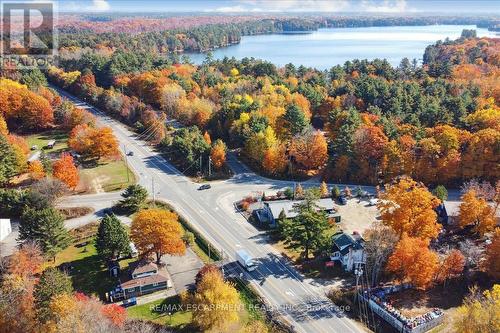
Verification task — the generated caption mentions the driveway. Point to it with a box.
[161,247,205,292]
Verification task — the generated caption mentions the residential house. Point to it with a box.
[253,198,340,228]
[442,201,500,225]
[330,231,365,272]
[107,260,172,302]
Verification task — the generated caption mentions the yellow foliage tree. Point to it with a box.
[188,270,241,331]
[130,209,186,263]
[28,161,45,180]
[262,144,288,176]
[210,139,226,170]
[0,115,8,136]
[454,284,500,333]
[378,177,441,240]
[458,190,496,236]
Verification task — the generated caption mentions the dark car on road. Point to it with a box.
[198,184,211,190]
[127,151,134,156]
[338,196,347,205]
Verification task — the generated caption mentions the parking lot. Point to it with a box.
[335,197,379,235]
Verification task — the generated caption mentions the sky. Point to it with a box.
[57,0,500,14]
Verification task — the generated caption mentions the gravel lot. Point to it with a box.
[334,197,379,235]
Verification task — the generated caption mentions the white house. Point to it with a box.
[330,231,365,272]
[0,219,12,242]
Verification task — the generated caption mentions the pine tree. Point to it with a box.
[281,189,331,259]
[34,268,73,322]
[95,214,130,261]
[117,184,148,213]
[0,134,21,184]
[283,104,308,136]
[19,208,71,260]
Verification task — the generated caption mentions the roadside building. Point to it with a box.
[253,198,340,228]
[107,260,172,302]
[442,201,500,225]
[330,231,365,272]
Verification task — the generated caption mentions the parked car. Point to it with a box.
[198,184,211,190]
[339,196,347,205]
[121,297,137,308]
[30,145,38,150]
[127,151,134,156]
[368,198,378,206]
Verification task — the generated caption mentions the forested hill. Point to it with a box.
[58,15,499,53]
[37,33,499,187]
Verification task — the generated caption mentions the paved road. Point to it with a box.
[54,87,366,333]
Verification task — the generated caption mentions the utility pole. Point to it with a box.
[152,176,156,207]
[208,156,212,178]
[123,144,130,183]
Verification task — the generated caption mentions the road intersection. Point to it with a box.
[55,88,367,333]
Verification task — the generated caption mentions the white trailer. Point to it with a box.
[236,249,257,272]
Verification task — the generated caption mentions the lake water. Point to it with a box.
[186,25,498,69]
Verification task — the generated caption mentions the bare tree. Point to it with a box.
[363,223,399,286]
[31,178,69,204]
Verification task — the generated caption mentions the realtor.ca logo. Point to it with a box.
[1,1,58,68]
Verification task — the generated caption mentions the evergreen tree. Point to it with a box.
[280,189,331,259]
[117,184,148,213]
[34,268,73,321]
[433,185,448,202]
[19,208,71,260]
[95,214,130,261]
[0,134,20,184]
[283,104,308,136]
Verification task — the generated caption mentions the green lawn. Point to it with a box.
[79,159,136,193]
[24,130,69,155]
[46,239,134,299]
[127,296,194,331]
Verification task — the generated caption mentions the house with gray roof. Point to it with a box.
[253,198,340,228]
[330,231,365,272]
[107,260,172,302]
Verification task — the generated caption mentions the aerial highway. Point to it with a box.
[55,87,366,333]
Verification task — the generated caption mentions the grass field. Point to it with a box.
[24,130,69,155]
[78,159,136,193]
[45,239,135,299]
[127,296,194,331]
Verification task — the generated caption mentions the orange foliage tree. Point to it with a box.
[484,229,500,279]
[0,78,54,130]
[52,153,79,189]
[462,129,500,182]
[210,139,226,170]
[379,177,441,240]
[289,130,328,170]
[68,124,119,160]
[262,144,288,176]
[435,249,465,287]
[101,304,127,328]
[130,208,186,263]
[387,234,439,289]
[28,161,45,180]
[458,190,496,235]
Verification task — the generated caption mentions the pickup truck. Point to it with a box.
[236,249,257,272]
